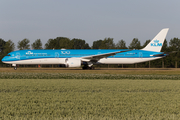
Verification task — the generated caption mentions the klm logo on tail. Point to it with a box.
[151,40,162,47]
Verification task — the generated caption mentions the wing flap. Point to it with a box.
[82,50,131,62]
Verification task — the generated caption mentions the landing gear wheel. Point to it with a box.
[91,66,95,70]
[14,67,17,70]
[82,65,95,70]
[82,66,87,70]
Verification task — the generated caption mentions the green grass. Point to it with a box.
[1,68,180,75]
[1,72,180,80]
[0,79,180,119]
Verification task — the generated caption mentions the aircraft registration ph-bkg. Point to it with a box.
[2,28,169,70]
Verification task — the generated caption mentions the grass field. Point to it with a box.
[1,68,180,75]
[1,68,180,80]
[0,79,180,120]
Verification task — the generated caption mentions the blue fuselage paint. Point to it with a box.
[2,49,165,62]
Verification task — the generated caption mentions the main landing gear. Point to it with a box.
[82,65,95,70]
[82,64,95,70]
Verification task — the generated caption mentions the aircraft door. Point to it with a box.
[55,52,59,58]
[16,52,20,60]
[139,52,143,58]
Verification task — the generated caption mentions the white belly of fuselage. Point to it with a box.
[4,57,162,65]
[97,57,162,64]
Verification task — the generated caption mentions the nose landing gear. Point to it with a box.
[14,66,17,70]
[12,64,17,70]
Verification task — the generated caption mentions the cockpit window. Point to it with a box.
[6,54,11,56]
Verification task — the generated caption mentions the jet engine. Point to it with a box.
[64,58,81,68]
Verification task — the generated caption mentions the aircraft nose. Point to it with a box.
[1,56,6,63]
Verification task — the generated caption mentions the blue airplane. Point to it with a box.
[2,28,169,70]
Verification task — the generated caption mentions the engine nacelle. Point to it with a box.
[64,58,81,68]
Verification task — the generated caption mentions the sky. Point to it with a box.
[1,0,180,49]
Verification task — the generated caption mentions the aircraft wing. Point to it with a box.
[81,50,131,62]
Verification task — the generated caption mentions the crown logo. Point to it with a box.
[153,40,159,43]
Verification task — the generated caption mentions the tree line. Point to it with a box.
[0,37,180,68]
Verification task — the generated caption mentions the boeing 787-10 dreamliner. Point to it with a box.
[2,28,169,70]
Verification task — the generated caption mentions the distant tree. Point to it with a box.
[31,39,43,49]
[92,40,103,49]
[161,39,169,52]
[169,38,180,51]
[17,38,30,50]
[84,43,91,49]
[0,38,6,53]
[58,37,72,49]
[116,39,127,49]
[44,39,54,49]
[3,40,15,56]
[45,37,72,49]
[0,38,6,63]
[71,38,90,49]
[92,38,115,49]
[102,38,115,49]
[168,38,180,68]
[159,39,169,68]
[128,38,141,49]
[142,40,151,48]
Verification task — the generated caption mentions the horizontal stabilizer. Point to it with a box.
[151,51,177,57]
[151,53,167,57]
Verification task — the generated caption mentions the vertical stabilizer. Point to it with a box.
[142,28,169,52]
